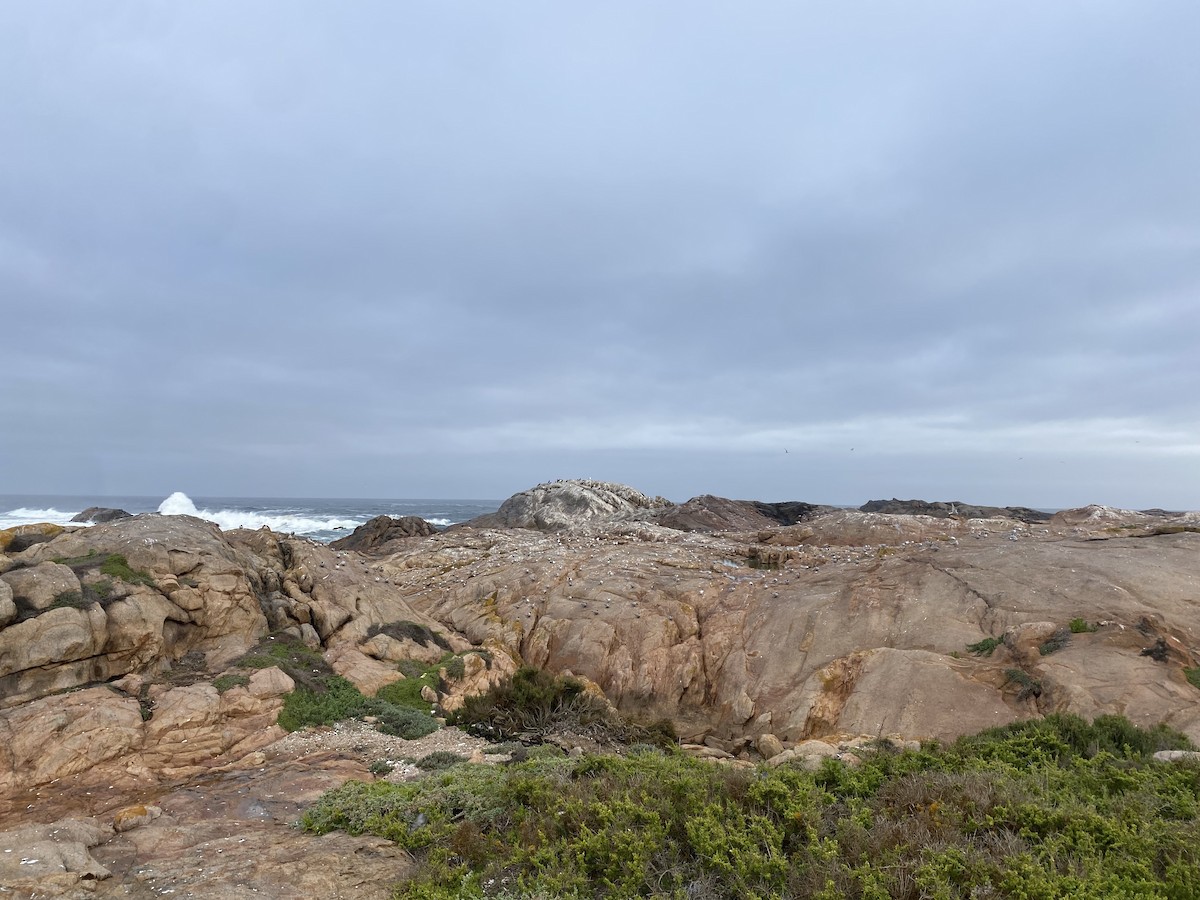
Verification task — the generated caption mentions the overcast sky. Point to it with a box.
[2,2,1198,508]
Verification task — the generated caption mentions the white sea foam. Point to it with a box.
[157,492,363,536]
[0,507,88,530]
[426,518,453,527]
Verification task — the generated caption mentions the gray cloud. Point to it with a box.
[2,2,1198,507]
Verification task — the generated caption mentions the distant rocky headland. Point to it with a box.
[2,479,1199,895]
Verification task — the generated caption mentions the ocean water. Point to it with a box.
[0,492,500,543]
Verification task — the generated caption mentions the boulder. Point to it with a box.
[0,606,110,708]
[113,803,162,831]
[324,644,403,696]
[1,561,81,613]
[1153,750,1200,762]
[70,506,133,524]
[0,523,64,553]
[756,733,785,759]
[330,515,438,551]
[248,666,295,699]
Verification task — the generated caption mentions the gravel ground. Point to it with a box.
[265,719,510,780]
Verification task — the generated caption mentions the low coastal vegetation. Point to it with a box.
[966,637,1002,657]
[303,713,1200,900]
[448,665,676,749]
[98,553,156,586]
[51,550,156,587]
[1069,617,1097,634]
[233,635,440,738]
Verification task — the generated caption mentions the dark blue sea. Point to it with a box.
[0,493,500,543]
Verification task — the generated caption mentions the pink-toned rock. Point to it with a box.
[389,508,1200,745]
[324,643,402,696]
[248,666,295,699]
[0,687,144,793]
[113,803,162,832]
[1,561,80,612]
[0,605,109,709]
[756,733,784,759]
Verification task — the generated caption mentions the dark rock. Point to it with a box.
[70,507,133,524]
[329,516,438,551]
[652,495,832,532]
[859,498,1051,523]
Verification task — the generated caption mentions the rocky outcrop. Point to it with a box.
[859,498,1051,523]
[1,491,1198,818]
[0,522,64,553]
[652,495,832,532]
[376,509,1200,747]
[2,561,82,613]
[0,667,292,795]
[70,506,133,523]
[1,515,269,709]
[329,514,437,551]
[465,479,672,531]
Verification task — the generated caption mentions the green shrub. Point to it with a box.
[278,675,373,732]
[368,620,451,651]
[234,636,331,691]
[967,636,1002,656]
[1070,617,1097,633]
[301,713,1199,900]
[1039,628,1071,655]
[87,578,114,601]
[449,666,676,749]
[99,554,155,586]
[1186,668,1200,690]
[1003,668,1043,701]
[369,760,394,776]
[374,706,439,740]
[213,674,250,693]
[376,676,432,710]
[416,751,468,771]
[449,666,598,738]
[273,672,440,738]
[482,741,525,755]
[52,549,99,566]
[443,655,466,681]
[397,659,427,679]
[49,590,90,610]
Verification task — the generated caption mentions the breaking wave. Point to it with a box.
[157,492,363,536]
[0,506,85,529]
